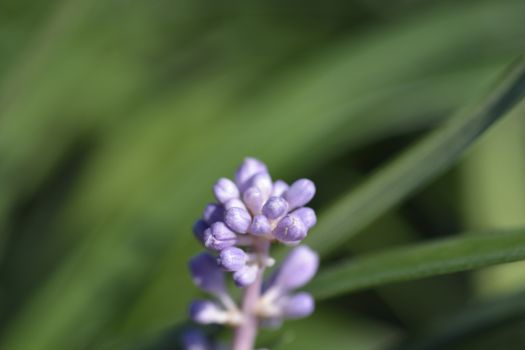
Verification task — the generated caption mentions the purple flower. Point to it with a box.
[192,219,208,244]
[189,253,226,295]
[203,203,224,224]
[248,172,273,199]
[270,245,319,291]
[218,247,248,272]
[203,222,237,251]
[242,187,264,214]
[271,180,289,197]
[187,157,320,348]
[235,157,268,192]
[224,198,247,211]
[281,292,315,319]
[233,264,259,288]
[248,214,271,236]
[224,207,252,234]
[181,329,227,350]
[292,207,317,229]
[258,245,319,321]
[194,157,317,253]
[273,215,307,243]
[189,300,228,325]
[262,196,289,220]
[181,329,211,350]
[213,178,240,204]
[284,179,316,210]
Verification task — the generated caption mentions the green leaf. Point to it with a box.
[396,289,525,350]
[308,228,525,300]
[309,56,525,255]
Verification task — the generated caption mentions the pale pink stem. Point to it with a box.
[232,239,270,350]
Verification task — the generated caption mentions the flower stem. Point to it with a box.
[232,239,270,350]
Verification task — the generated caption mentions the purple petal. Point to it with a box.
[282,292,315,319]
[203,203,224,224]
[233,264,258,287]
[189,253,225,294]
[218,247,248,272]
[189,300,227,325]
[292,207,317,229]
[213,178,239,204]
[181,329,211,350]
[225,207,252,234]
[283,179,316,209]
[273,215,307,243]
[272,180,289,197]
[270,245,319,291]
[235,157,268,192]
[224,198,247,211]
[210,222,236,240]
[249,214,271,235]
[204,222,237,250]
[262,196,289,220]
[192,219,208,244]
[248,172,273,198]
[243,187,264,214]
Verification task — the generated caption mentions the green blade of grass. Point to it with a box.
[309,56,525,256]
[308,228,525,300]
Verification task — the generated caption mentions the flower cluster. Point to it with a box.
[185,157,319,350]
[188,245,319,327]
[192,157,317,287]
[181,329,226,350]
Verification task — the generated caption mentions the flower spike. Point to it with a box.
[187,157,319,350]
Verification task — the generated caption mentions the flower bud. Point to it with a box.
[243,187,264,214]
[204,222,237,250]
[203,203,224,224]
[273,215,307,243]
[249,214,271,235]
[213,178,239,204]
[282,292,315,319]
[272,180,289,197]
[249,172,273,199]
[225,207,252,234]
[284,179,316,209]
[235,157,268,192]
[224,198,247,211]
[189,300,228,325]
[218,247,248,272]
[189,253,225,295]
[271,245,319,291]
[233,264,258,287]
[262,196,289,220]
[181,329,211,350]
[292,207,317,229]
[192,219,208,244]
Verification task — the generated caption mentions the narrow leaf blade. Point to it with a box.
[310,57,525,255]
[308,228,525,300]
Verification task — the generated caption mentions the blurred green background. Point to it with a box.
[1,0,525,349]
